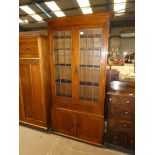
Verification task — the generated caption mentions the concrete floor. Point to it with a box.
[19,126,130,155]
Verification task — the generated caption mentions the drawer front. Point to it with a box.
[106,130,135,150]
[20,38,39,58]
[110,95,135,107]
[107,130,127,146]
[109,105,135,121]
[126,136,135,149]
[109,119,134,133]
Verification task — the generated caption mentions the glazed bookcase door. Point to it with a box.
[78,28,103,104]
[52,31,72,98]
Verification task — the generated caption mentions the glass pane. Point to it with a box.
[79,85,86,101]
[53,31,72,98]
[66,84,72,98]
[79,28,102,103]
[86,86,92,101]
[65,50,72,64]
[93,87,99,102]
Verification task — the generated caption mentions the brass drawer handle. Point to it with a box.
[124,111,129,115]
[109,98,111,101]
[123,124,128,127]
[126,100,130,104]
[129,93,133,96]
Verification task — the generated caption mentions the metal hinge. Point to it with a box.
[104,121,107,133]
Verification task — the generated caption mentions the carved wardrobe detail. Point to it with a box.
[46,13,111,144]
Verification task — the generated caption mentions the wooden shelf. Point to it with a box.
[56,94,72,98]
[80,81,99,87]
[53,36,71,39]
[80,48,101,50]
[56,79,72,84]
[80,97,98,102]
[54,48,72,51]
[80,34,101,38]
[55,64,71,67]
[80,65,100,68]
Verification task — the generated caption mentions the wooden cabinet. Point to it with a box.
[106,81,135,150]
[19,35,51,131]
[46,13,111,144]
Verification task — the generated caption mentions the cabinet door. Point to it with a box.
[52,108,76,136]
[20,59,45,124]
[52,31,73,99]
[77,28,106,114]
[77,113,104,144]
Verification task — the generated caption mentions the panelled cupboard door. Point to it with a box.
[76,113,104,144]
[20,60,45,123]
[52,108,76,136]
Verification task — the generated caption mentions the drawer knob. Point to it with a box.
[126,100,130,103]
[129,93,133,96]
[109,98,111,101]
[123,124,128,127]
[124,111,129,115]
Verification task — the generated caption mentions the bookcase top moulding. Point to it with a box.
[45,12,113,28]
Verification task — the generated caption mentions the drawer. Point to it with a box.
[126,136,135,149]
[109,95,135,109]
[106,130,135,150]
[107,130,127,146]
[108,119,134,133]
[109,105,134,121]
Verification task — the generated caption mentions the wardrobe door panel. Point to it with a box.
[20,64,34,119]
[31,64,45,122]
[19,78,25,121]
[20,62,45,122]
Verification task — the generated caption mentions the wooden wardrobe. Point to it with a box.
[46,13,111,144]
[19,34,51,131]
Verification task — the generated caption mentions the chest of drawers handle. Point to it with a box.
[109,98,111,101]
[129,93,133,96]
[122,124,129,128]
[124,111,129,115]
[126,100,130,104]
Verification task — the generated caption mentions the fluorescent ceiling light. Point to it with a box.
[114,0,126,13]
[81,7,92,14]
[45,1,60,11]
[31,14,43,21]
[54,11,65,17]
[45,1,65,17]
[19,19,24,23]
[77,0,90,7]
[24,19,28,23]
[20,5,35,14]
[76,0,92,14]
[20,5,43,21]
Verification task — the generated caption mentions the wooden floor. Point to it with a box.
[19,126,131,155]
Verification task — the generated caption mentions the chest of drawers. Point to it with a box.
[106,81,135,150]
